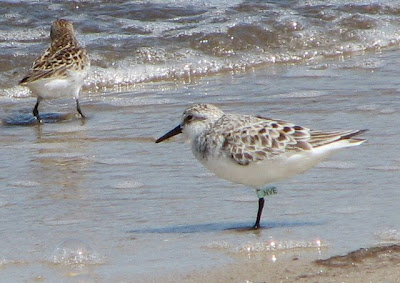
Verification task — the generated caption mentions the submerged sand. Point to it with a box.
[148,245,400,282]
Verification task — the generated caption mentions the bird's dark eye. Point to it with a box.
[185,115,193,122]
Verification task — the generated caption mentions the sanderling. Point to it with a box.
[156,104,367,229]
[19,19,90,122]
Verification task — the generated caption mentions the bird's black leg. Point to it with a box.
[76,98,86,118]
[253,197,265,229]
[33,97,42,122]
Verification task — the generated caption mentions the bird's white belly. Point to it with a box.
[198,151,330,189]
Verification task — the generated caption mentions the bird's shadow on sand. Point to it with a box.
[2,112,82,126]
[128,220,324,234]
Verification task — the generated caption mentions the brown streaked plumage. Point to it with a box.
[19,19,90,122]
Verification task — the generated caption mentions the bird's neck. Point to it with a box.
[52,34,79,49]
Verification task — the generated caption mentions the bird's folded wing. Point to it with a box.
[217,115,312,166]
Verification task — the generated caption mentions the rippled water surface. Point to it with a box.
[1,0,400,281]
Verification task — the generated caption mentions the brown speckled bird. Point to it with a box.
[19,19,90,122]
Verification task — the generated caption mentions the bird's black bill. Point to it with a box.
[155,125,182,143]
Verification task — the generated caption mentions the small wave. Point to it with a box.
[207,238,324,254]
[44,218,88,226]
[50,238,104,266]
[84,1,400,89]
[271,91,329,99]
[0,28,46,42]
[114,180,144,189]
[355,104,398,114]
[367,165,400,171]
[375,229,400,242]
[235,239,323,254]
[7,180,39,188]
[2,86,31,99]
[317,161,357,169]
[2,1,400,90]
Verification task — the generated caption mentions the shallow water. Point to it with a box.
[1,0,400,281]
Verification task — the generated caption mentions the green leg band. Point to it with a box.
[256,186,277,198]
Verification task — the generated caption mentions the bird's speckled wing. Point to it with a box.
[20,44,88,84]
[208,114,363,166]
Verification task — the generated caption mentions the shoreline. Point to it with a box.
[146,244,400,282]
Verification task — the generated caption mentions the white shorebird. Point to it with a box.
[156,104,367,228]
[19,19,90,122]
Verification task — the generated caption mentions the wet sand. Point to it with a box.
[1,1,400,281]
[1,54,399,280]
[150,245,400,282]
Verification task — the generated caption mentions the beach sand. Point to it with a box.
[148,245,400,282]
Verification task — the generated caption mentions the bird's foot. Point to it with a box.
[34,116,43,124]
